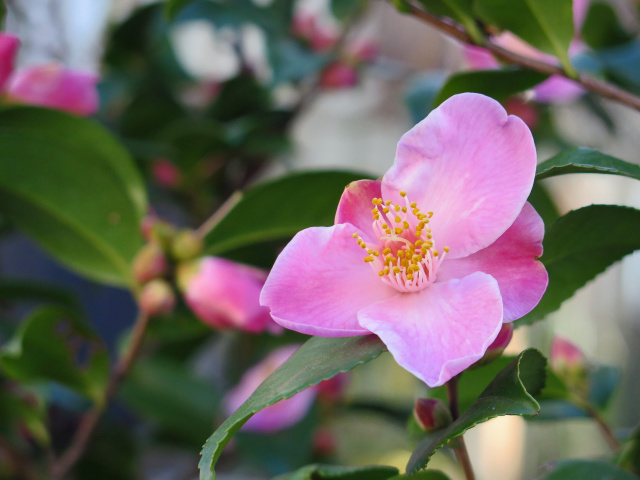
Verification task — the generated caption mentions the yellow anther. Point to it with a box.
[383,248,391,255]
[413,208,420,216]
[371,208,377,214]
[407,274,413,280]
[363,256,374,262]
[410,202,417,208]
[394,227,403,235]
[427,233,433,239]
[443,246,450,253]
[399,191,407,197]
[402,221,410,229]
[397,250,404,257]
[401,259,408,267]
[433,250,439,257]
[402,207,407,213]
[412,255,422,262]
[360,244,367,249]
[393,267,401,274]
[395,216,401,223]
[385,229,392,234]
[385,200,392,206]
[378,270,384,277]
[372,198,377,205]
[382,223,388,229]
[373,251,380,256]
[428,211,434,218]
[384,267,390,275]
[352,233,359,238]
[383,207,390,214]
[415,240,424,246]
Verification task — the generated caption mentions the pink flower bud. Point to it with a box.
[151,159,182,189]
[310,26,338,52]
[6,64,99,116]
[550,337,587,372]
[133,243,168,284]
[0,33,19,91]
[473,323,514,368]
[171,230,203,261]
[413,398,453,433]
[312,428,336,457]
[346,39,379,63]
[139,279,176,316]
[320,62,359,89]
[224,345,316,433]
[317,373,347,403]
[291,11,316,40]
[183,257,279,334]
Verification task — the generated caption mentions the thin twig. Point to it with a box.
[445,375,476,480]
[195,190,243,240]
[50,311,151,480]
[586,406,621,452]
[404,2,640,112]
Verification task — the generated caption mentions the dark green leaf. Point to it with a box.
[75,423,138,480]
[389,472,451,480]
[406,349,546,472]
[273,464,399,480]
[516,205,640,326]
[474,0,575,73]
[0,280,81,311]
[432,69,549,108]
[0,107,147,286]
[536,148,640,181]
[330,0,367,20]
[589,40,640,94]
[581,2,632,50]
[199,336,387,480]
[204,170,368,255]
[528,183,560,227]
[417,0,482,42]
[537,460,637,480]
[0,307,109,402]
[0,387,49,445]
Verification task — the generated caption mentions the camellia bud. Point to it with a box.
[133,243,168,284]
[473,323,514,368]
[139,279,175,317]
[149,220,176,251]
[413,398,453,433]
[171,230,204,262]
[550,337,589,397]
[151,158,182,189]
[0,33,20,90]
[320,62,359,89]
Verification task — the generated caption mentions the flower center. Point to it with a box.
[353,191,449,293]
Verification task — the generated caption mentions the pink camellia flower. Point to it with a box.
[184,257,280,334]
[0,34,19,90]
[320,62,359,89]
[550,337,587,372]
[224,345,316,433]
[261,93,548,387]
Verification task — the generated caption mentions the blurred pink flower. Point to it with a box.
[320,62,359,88]
[152,159,182,189]
[503,98,538,130]
[261,93,548,387]
[184,257,280,334]
[224,345,316,433]
[550,336,586,371]
[0,33,99,116]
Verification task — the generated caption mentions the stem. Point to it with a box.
[0,434,37,480]
[195,190,243,240]
[50,311,151,480]
[586,406,621,452]
[404,2,640,112]
[445,375,476,480]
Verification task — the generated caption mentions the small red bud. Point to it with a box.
[133,243,168,284]
[320,62,359,89]
[413,398,452,433]
[473,323,514,368]
[550,337,590,397]
[139,279,175,316]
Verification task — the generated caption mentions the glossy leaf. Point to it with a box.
[537,460,637,480]
[0,307,109,402]
[516,205,640,326]
[432,69,549,108]
[536,148,640,181]
[273,463,399,480]
[406,349,546,472]
[204,170,368,255]
[474,0,575,73]
[0,107,147,286]
[389,471,451,480]
[581,2,632,50]
[528,182,560,227]
[417,0,481,42]
[0,388,49,445]
[199,336,387,480]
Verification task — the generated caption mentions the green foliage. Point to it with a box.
[0,387,49,445]
[536,148,640,181]
[417,0,482,43]
[0,307,109,403]
[204,171,368,254]
[581,2,632,50]
[406,349,546,472]
[0,280,81,312]
[330,0,368,21]
[273,463,399,480]
[404,72,447,124]
[474,0,575,74]
[432,69,549,107]
[516,205,640,326]
[389,472,451,480]
[537,460,638,480]
[528,183,560,227]
[0,107,147,287]
[199,336,387,480]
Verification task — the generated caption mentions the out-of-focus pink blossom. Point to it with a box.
[316,372,347,403]
[184,257,280,334]
[574,0,591,32]
[133,243,168,284]
[320,63,359,89]
[139,279,176,317]
[152,159,182,189]
[261,93,548,387]
[292,10,338,52]
[6,64,99,116]
[346,39,379,63]
[550,337,587,372]
[224,345,317,433]
[504,98,538,130]
[0,34,19,91]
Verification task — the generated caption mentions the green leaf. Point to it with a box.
[204,170,368,255]
[0,307,109,402]
[406,349,546,472]
[528,183,560,227]
[581,2,632,50]
[0,387,49,445]
[273,463,399,480]
[536,147,640,182]
[199,336,387,480]
[0,280,81,311]
[537,460,638,480]
[433,68,549,109]
[404,72,447,124]
[474,0,575,73]
[417,0,482,42]
[516,205,640,326]
[330,0,367,21]
[0,107,147,287]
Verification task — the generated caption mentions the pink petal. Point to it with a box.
[437,202,548,322]
[224,345,317,433]
[573,0,590,31]
[358,272,503,387]
[334,179,382,241]
[382,93,536,259]
[6,64,99,116]
[463,45,499,70]
[0,33,19,91]
[185,257,277,334]
[260,224,397,336]
[533,75,585,104]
